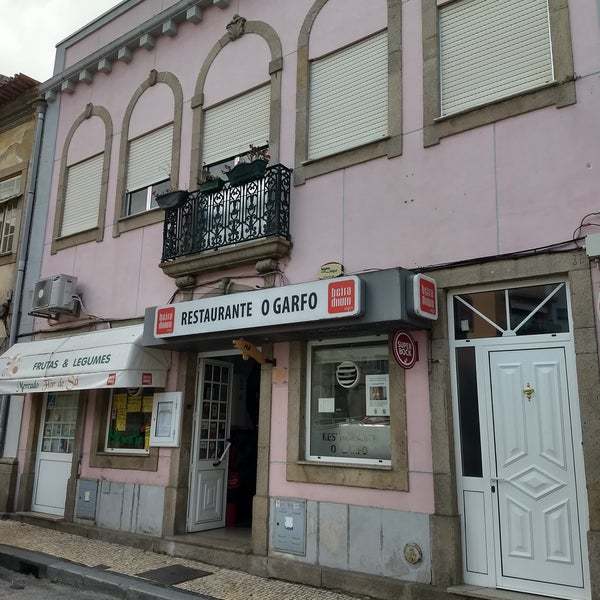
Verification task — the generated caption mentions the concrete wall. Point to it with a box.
[269,497,431,583]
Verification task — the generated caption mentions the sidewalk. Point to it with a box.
[0,520,363,600]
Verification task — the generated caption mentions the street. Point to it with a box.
[0,566,115,600]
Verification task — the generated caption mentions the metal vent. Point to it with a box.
[336,361,360,389]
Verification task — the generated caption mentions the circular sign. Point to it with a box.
[391,331,418,369]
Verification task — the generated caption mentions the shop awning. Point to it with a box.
[0,325,170,395]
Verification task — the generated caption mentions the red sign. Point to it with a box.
[327,279,356,314]
[142,373,153,386]
[106,373,116,386]
[156,306,176,336]
[413,274,438,320]
[391,331,418,369]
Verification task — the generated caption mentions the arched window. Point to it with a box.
[51,104,112,254]
[113,70,183,236]
[189,18,283,188]
[294,0,402,184]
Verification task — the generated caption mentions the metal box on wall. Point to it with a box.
[75,478,98,520]
[272,497,306,556]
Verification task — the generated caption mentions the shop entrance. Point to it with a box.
[187,355,260,533]
[449,281,590,600]
[32,392,79,516]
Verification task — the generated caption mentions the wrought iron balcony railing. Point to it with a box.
[161,164,291,263]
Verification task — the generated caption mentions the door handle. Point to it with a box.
[212,440,231,467]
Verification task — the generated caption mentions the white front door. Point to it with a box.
[187,359,233,532]
[32,392,79,516]
[490,348,584,593]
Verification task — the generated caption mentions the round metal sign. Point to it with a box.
[391,331,418,369]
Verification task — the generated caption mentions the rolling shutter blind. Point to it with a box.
[439,0,554,117]
[0,175,21,201]
[126,124,173,192]
[61,154,103,237]
[308,31,388,161]
[202,85,270,166]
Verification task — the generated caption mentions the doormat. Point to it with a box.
[136,564,212,585]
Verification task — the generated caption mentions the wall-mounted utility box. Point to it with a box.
[75,478,98,520]
[272,497,306,556]
[585,233,600,258]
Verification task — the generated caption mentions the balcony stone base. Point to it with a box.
[159,236,291,285]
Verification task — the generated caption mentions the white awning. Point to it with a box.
[0,325,170,395]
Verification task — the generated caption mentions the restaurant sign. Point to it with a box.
[154,277,362,338]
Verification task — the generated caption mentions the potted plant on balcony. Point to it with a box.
[154,187,188,209]
[198,164,226,194]
[225,144,270,187]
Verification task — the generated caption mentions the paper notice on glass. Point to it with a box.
[142,397,154,413]
[318,397,335,413]
[127,397,141,413]
[155,401,173,437]
[365,374,389,416]
[113,394,127,431]
[144,426,151,449]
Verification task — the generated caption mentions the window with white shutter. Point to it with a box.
[125,124,173,216]
[202,85,270,168]
[308,31,388,161]
[61,154,103,238]
[439,0,554,117]
[0,202,17,254]
[0,175,21,201]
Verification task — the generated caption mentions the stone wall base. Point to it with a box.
[0,458,18,512]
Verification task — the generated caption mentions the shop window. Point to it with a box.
[104,389,154,454]
[124,124,173,217]
[455,347,482,478]
[307,338,390,465]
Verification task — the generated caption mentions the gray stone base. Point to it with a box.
[268,498,431,583]
[0,458,17,512]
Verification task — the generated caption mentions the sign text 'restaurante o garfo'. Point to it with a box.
[154,277,363,338]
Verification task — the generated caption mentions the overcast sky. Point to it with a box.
[0,0,123,82]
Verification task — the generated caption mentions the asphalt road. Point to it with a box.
[0,566,117,599]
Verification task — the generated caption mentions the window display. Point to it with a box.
[307,338,391,464]
[105,389,154,453]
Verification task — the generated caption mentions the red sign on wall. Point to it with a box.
[412,274,438,320]
[391,330,418,369]
[327,279,356,314]
[156,306,175,336]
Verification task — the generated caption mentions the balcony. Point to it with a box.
[160,164,292,281]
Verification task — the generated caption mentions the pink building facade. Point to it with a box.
[2,1,600,599]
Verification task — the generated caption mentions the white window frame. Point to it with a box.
[0,174,22,202]
[124,180,169,216]
[104,389,152,455]
[305,334,391,467]
[0,200,17,255]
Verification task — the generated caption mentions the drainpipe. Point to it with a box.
[0,99,47,457]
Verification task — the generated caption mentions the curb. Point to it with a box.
[0,544,217,600]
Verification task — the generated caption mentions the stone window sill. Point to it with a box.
[88,449,158,471]
[296,459,392,471]
[52,227,100,254]
[295,136,400,186]
[113,207,164,237]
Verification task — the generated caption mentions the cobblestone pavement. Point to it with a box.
[0,565,116,599]
[0,520,363,600]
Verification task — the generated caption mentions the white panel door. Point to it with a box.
[187,359,233,532]
[32,393,79,516]
[489,348,584,591]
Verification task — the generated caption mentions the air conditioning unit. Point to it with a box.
[32,274,78,315]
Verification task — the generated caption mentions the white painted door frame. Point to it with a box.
[32,392,79,516]
[187,355,235,532]
[448,280,591,600]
